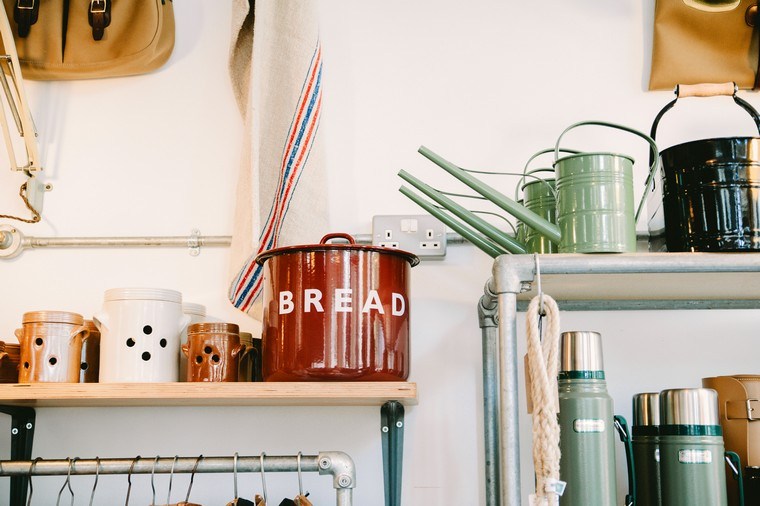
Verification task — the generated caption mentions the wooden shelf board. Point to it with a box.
[0,382,417,407]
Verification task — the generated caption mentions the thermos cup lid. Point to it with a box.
[104,288,182,304]
[560,331,604,373]
[239,331,254,346]
[182,302,207,317]
[633,392,660,427]
[22,310,84,325]
[659,388,719,426]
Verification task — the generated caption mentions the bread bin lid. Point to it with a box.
[254,233,420,267]
[104,288,182,304]
[22,311,84,325]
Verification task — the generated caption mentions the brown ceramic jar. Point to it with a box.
[16,311,88,383]
[0,341,20,383]
[80,319,100,383]
[182,323,245,382]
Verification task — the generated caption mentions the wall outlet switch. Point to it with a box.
[372,214,447,259]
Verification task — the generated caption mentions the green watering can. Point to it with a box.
[399,121,659,254]
[514,148,584,254]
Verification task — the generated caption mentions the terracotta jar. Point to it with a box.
[0,341,20,383]
[182,323,245,382]
[80,320,100,383]
[16,311,88,383]
[179,302,207,382]
[238,331,254,382]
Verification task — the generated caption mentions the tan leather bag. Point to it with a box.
[0,0,174,80]
[650,0,759,90]
[703,375,760,505]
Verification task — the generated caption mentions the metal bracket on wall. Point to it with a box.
[0,405,35,506]
[381,400,404,506]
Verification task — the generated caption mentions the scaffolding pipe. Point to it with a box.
[0,452,356,505]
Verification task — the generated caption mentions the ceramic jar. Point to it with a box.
[16,311,88,383]
[80,319,100,383]
[179,303,207,382]
[0,341,20,383]
[182,323,245,382]
[95,288,190,383]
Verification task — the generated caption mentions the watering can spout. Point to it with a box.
[417,146,562,244]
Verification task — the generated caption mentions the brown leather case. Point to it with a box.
[703,375,760,505]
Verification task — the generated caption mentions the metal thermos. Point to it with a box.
[659,388,743,506]
[558,331,618,506]
[633,392,661,506]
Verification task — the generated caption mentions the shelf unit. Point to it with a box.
[0,382,418,407]
[0,382,417,505]
[478,252,760,506]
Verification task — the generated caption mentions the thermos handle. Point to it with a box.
[613,415,637,506]
[69,325,89,344]
[231,343,247,359]
[725,451,745,506]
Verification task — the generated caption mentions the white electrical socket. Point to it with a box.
[372,214,447,259]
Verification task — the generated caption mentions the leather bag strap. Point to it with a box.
[13,0,40,38]
[88,0,111,41]
[727,399,760,420]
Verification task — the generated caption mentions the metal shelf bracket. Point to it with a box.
[381,400,404,506]
[0,405,35,506]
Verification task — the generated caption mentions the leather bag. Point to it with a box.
[0,0,174,80]
[703,375,760,505]
[650,0,759,90]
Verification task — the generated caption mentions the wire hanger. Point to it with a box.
[151,455,160,506]
[26,457,41,506]
[125,455,140,506]
[55,457,77,506]
[297,452,303,498]
[183,455,202,504]
[256,452,267,505]
[88,456,100,506]
[166,455,178,505]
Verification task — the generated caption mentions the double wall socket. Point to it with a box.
[372,214,447,259]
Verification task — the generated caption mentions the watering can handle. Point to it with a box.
[554,121,659,224]
[514,147,581,201]
[650,82,760,145]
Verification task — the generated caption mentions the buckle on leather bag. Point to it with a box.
[748,399,759,421]
[88,0,111,41]
[14,0,39,38]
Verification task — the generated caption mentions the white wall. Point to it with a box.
[0,0,758,504]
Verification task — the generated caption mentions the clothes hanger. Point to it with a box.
[294,452,312,506]
[175,454,203,506]
[151,455,160,506]
[125,455,141,506]
[226,452,255,506]
[255,453,267,506]
[25,457,41,506]
[166,455,178,505]
[55,457,76,506]
[89,456,100,506]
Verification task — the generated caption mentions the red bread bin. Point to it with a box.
[255,233,419,381]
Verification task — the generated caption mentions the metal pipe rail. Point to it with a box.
[0,452,356,506]
[480,252,760,506]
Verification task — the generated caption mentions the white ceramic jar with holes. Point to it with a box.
[94,288,190,382]
[179,302,207,382]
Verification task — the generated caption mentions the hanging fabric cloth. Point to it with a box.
[227,0,328,318]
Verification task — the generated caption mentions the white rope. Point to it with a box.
[526,294,562,506]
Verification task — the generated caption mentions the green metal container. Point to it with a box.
[555,152,636,253]
[633,392,662,506]
[522,178,557,254]
[558,331,618,506]
[659,388,744,506]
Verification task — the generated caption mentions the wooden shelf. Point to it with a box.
[0,382,417,407]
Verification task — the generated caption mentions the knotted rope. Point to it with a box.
[526,294,562,506]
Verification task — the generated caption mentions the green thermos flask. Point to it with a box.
[557,331,619,506]
[659,388,745,506]
[632,392,661,506]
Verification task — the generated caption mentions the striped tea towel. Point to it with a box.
[227,0,328,319]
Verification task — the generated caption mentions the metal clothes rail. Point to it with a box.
[477,252,760,506]
[0,452,355,506]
